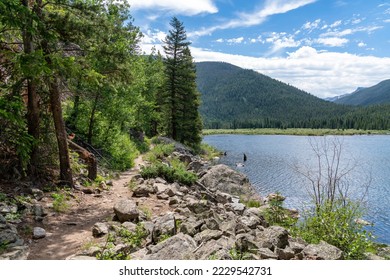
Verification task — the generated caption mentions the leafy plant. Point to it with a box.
[51,191,70,213]
[229,248,251,260]
[140,162,198,186]
[294,200,373,260]
[264,198,297,227]
[117,224,148,247]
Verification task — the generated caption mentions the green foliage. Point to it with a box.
[158,234,172,243]
[229,248,251,260]
[144,143,175,163]
[161,17,203,148]
[264,198,297,227]
[334,79,390,106]
[294,201,373,260]
[0,96,33,170]
[197,62,390,130]
[117,224,148,247]
[198,143,222,160]
[51,191,71,213]
[140,161,198,186]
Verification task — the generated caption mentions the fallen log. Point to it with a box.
[67,139,97,180]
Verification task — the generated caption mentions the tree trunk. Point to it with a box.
[22,0,40,176]
[48,79,73,186]
[87,93,99,144]
[67,140,97,180]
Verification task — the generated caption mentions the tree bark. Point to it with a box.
[48,78,73,186]
[22,0,40,176]
[67,139,97,180]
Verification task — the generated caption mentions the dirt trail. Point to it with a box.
[27,156,144,260]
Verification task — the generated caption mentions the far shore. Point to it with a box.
[203,128,390,136]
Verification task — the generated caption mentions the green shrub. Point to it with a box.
[144,143,175,163]
[107,134,139,171]
[198,143,221,160]
[264,198,297,227]
[51,191,70,213]
[294,201,373,260]
[140,162,197,186]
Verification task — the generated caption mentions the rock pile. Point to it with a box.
[73,144,345,260]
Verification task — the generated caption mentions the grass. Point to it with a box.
[203,128,389,136]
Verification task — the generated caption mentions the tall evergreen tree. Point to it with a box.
[162,17,202,148]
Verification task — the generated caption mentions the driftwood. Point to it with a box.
[67,139,97,180]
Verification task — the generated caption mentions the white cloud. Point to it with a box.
[141,29,166,44]
[265,32,301,53]
[358,42,367,48]
[189,0,316,37]
[330,20,342,28]
[315,37,349,47]
[227,37,245,44]
[128,0,218,16]
[190,46,390,98]
[384,19,390,23]
[321,25,383,38]
[302,19,321,31]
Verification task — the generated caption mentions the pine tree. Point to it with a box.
[162,17,202,148]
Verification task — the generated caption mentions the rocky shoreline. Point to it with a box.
[1,139,389,260]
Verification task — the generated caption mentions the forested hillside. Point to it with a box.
[334,79,390,106]
[0,1,201,184]
[196,62,390,130]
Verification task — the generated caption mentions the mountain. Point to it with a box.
[196,62,350,129]
[324,87,365,102]
[334,80,390,106]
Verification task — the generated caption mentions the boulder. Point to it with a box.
[145,233,197,260]
[199,164,252,196]
[132,184,157,197]
[187,161,204,173]
[238,215,262,229]
[194,229,223,244]
[92,222,109,237]
[215,191,233,204]
[152,213,176,242]
[194,236,235,260]
[0,214,6,224]
[302,241,343,260]
[186,199,209,214]
[31,188,44,201]
[260,226,289,249]
[225,202,246,215]
[33,227,46,239]
[113,199,139,223]
[0,245,29,260]
[275,247,295,260]
[258,248,278,259]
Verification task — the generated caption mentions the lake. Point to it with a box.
[203,134,390,244]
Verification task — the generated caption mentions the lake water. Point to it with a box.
[203,134,390,244]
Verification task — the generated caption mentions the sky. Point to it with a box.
[128,0,390,98]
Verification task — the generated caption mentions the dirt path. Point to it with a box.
[27,157,144,260]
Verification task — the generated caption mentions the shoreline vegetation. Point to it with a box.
[203,128,390,136]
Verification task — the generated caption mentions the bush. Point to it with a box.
[294,200,373,259]
[140,162,197,186]
[144,143,175,163]
[107,134,139,171]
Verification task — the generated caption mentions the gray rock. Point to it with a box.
[92,222,109,237]
[194,229,223,244]
[303,241,343,260]
[0,214,6,224]
[225,202,246,215]
[0,245,29,260]
[33,227,46,239]
[205,218,220,231]
[0,229,19,245]
[364,253,385,260]
[260,226,289,249]
[0,204,17,215]
[194,236,235,260]
[156,193,170,200]
[145,233,197,260]
[132,184,157,197]
[113,199,139,223]
[215,191,233,204]
[152,213,176,242]
[106,180,114,186]
[121,222,137,232]
[288,239,307,254]
[168,196,180,206]
[276,247,295,260]
[180,220,203,237]
[187,199,209,214]
[238,215,262,229]
[220,220,236,237]
[31,188,44,201]
[199,164,252,196]
[235,233,260,252]
[32,204,47,221]
[258,248,278,259]
[187,161,204,173]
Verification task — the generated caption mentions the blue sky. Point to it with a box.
[128,0,390,98]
